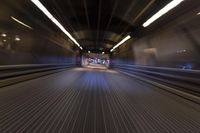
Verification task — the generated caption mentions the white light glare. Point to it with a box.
[11,16,33,29]
[110,35,131,52]
[31,0,82,50]
[88,51,91,53]
[197,12,200,15]
[15,37,21,41]
[143,0,184,27]
[102,52,105,54]
[1,33,7,37]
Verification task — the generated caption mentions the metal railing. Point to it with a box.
[0,63,75,87]
[113,64,200,97]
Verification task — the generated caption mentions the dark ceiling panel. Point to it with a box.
[1,0,198,52]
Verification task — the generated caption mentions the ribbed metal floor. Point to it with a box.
[0,67,200,133]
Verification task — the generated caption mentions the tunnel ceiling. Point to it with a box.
[2,0,194,53]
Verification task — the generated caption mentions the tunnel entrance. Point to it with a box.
[82,52,110,69]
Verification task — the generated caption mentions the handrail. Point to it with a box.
[113,64,200,74]
[0,63,74,70]
[113,64,200,96]
[0,63,75,88]
[113,64,200,78]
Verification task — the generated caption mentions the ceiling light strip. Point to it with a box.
[110,35,131,52]
[31,0,82,49]
[11,16,33,29]
[143,0,184,27]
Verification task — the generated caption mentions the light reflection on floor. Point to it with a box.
[75,64,118,74]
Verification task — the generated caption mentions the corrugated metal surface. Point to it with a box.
[0,68,200,133]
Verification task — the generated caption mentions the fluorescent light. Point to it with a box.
[1,33,7,37]
[15,37,21,41]
[11,16,33,29]
[110,35,131,52]
[143,0,184,27]
[79,46,83,50]
[31,0,83,50]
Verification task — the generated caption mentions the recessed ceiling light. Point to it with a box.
[15,36,21,41]
[1,33,7,37]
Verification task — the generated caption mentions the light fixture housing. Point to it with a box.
[143,0,184,27]
[110,35,131,52]
[31,0,83,50]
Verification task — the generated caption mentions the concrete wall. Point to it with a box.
[0,0,79,65]
[0,30,78,65]
[112,6,200,70]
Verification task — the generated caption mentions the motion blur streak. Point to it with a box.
[11,16,33,29]
[0,68,199,133]
[30,0,82,49]
[0,0,200,132]
[110,35,131,52]
[143,0,184,27]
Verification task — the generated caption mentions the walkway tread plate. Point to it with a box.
[0,68,200,133]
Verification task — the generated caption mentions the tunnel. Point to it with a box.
[0,0,200,132]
